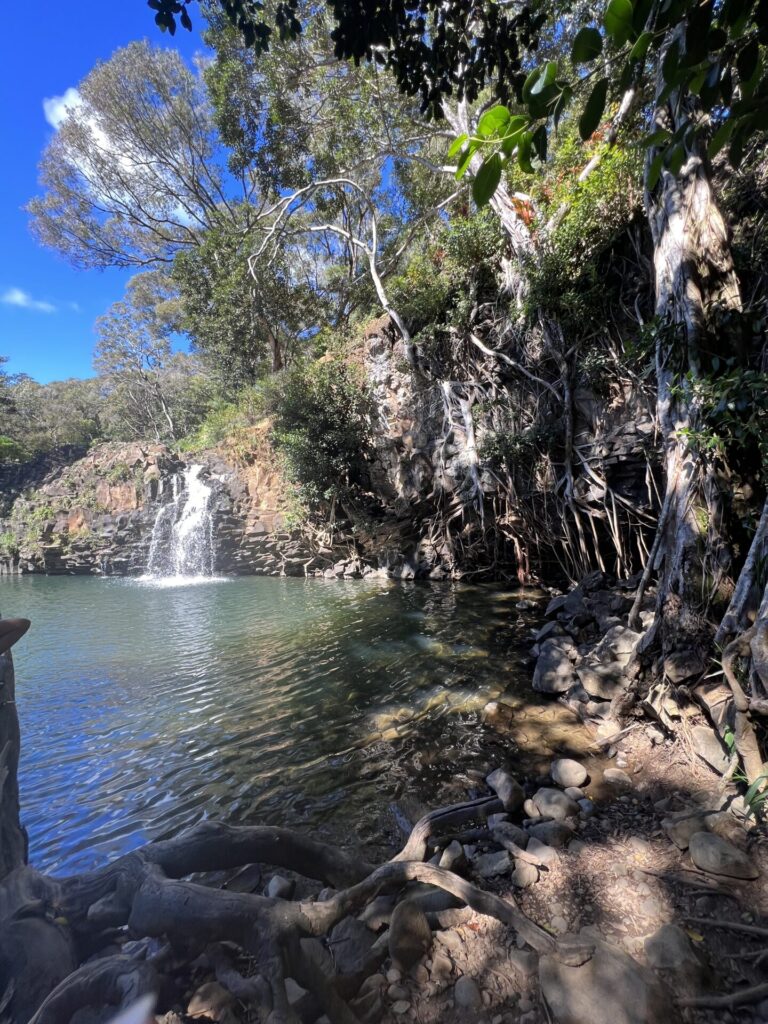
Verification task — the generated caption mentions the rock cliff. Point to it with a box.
[0,321,658,580]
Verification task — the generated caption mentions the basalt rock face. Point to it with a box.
[0,443,183,576]
[0,442,391,579]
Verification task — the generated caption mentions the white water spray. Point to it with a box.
[144,465,215,579]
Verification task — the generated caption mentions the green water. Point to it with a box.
[1,575,538,874]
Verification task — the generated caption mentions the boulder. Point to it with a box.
[551,758,588,789]
[486,768,525,812]
[330,916,376,974]
[473,850,512,877]
[533,638,578,694]
[453,976,483,1009]
[661,811,709,851]
[388,901,432,970]
[532,787,580,821]
[663,649,707,683]
[535,620,567,642]
[644,924,705,998]
[688,832,759,879]
[539,939,669,1024]
[577,662,627,701]
[690,725,730,774]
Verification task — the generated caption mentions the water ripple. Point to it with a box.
[0,575,537,874]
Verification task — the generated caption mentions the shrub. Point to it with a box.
[266,359,372,507]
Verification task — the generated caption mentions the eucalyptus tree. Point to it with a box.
[28,40,248,269]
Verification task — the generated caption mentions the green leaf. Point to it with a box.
[531,62,558,94]
[662,39,681,84]
[737,38,760,83]
[472,153,503,207]
[500,116,529,155]
[553,84,574,128]
[629,30,653,61]
[578,77,609,140]
[518,133,535,174]
[477,106,511,139]
[604,0,635,46]
[642,128,673,147]
[532,124,548,162]
[447,133,468,159]
[455,139,479,180]
[572,26,603,63]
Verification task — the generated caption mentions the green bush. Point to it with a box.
[266,359,372,507]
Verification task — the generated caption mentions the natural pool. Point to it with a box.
[1,575,543,874]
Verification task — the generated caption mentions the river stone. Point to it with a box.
[688,832,759,879]
[551,758,588,789]
[690,725,730,774]
[539,940,669,1024]
[661,811,708,850]
[603,768,632,790]
[527,820,575,848]
[577,662,626,700]
[492,821,529,848]
[330,916,376,974]
[474,850,512,877]
[511,859,539,888]
[533,787,580,821]
[663,649,707,683]
[265,874,294,899]
[439,839,466,872]
[389,900,433,970]
[564,786,585,800]
[454,976,483,1009]
[533,637,578,694]
[536,620,567,642]
[486,768,525,811]
[644,924,705,997]
[526,837,559,866]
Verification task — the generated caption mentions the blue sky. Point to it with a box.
[0,2,207,383]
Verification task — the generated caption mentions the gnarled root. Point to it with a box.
[4,797,553,1024]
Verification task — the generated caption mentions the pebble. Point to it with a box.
[387,968,402,984]
[550,914,569,934]
[527,820,574,848]
[565,786,585,800]
[430,953,452,981]
[439,839,466,872]
[391,999,410,1015]
[388,985,408,1000]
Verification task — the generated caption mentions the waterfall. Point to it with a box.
[144,465,215,579]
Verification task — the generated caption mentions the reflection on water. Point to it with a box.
[0,575,539,874]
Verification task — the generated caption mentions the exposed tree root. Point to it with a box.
[1,790,566,1024]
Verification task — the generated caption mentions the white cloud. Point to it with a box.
[42,87,83,129]
[1,288,57,314]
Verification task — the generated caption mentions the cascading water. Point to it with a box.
[144,465,215,579]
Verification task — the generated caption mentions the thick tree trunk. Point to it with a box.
[0,651,26,881]
[645,30,742,667]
